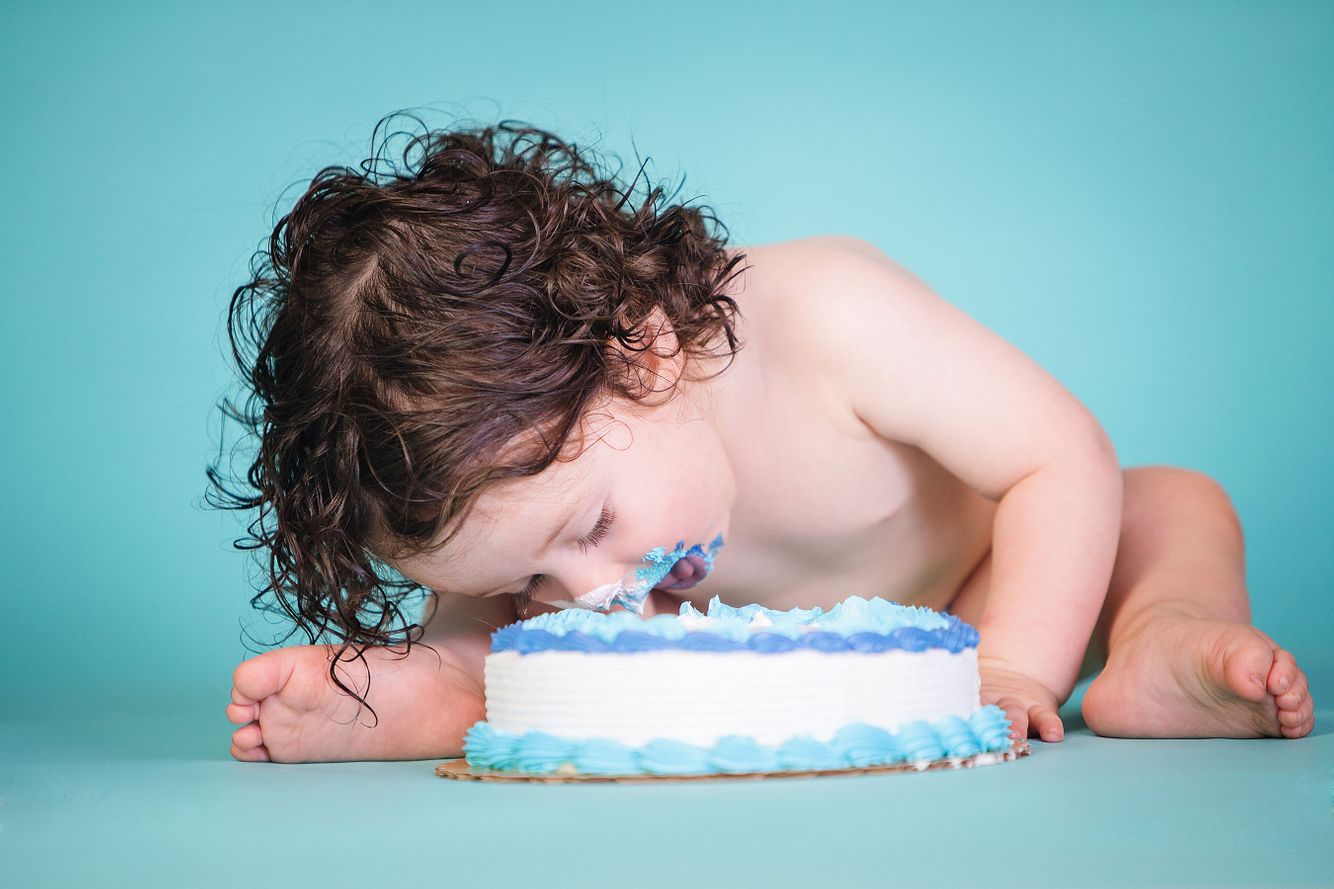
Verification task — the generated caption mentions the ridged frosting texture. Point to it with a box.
[464,705,1013,775]
[493,594,980,655]
[484,648,982,745]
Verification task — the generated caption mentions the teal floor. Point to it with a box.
[4,689,1329,888]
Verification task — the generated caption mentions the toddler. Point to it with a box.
[215,115,1312,762]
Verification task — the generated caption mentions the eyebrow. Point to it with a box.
[541,501,580,551]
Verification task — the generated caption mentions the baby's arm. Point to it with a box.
[796,236,1124,736]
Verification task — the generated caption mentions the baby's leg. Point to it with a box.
[949,466,1313,739]
[1080,466,1311,738]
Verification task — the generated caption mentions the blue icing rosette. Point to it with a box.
[708,735,781,773]
[934,715,982,759]
[832,723,902,767]
[512,731,575,772]
[776,735,847,771]
[462,722,518,771]
[464,709,1017,777]
[637,738,713,775]
[572,737,641,775]
[895,721,947,763]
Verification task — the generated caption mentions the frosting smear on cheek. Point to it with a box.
[572,534,725,613]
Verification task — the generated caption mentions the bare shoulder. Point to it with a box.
[753,235,1113,499]
[739,234,919,362]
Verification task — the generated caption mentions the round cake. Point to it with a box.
[461,595,1014,776]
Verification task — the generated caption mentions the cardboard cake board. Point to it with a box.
[436,739,1030,784]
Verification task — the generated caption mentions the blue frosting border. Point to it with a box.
[463,706,1013,775]
[493,595,981,655]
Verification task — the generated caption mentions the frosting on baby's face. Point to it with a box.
[384,385,737,614]
[556,534,727,613]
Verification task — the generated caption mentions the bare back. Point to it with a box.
[675,238,997,614]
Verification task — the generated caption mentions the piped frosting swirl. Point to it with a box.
[464,706,1013,775]
[493,594,980,655]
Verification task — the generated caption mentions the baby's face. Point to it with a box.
[386,385,736,612]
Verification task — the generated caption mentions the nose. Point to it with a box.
[531,564,628,608]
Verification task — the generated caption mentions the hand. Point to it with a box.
[978,657,1065,743]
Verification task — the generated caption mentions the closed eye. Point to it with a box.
[514,575,543,610]
[511,503,617,606]
[576,503,616,555]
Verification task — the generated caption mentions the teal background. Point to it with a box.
[2,1,1330,886]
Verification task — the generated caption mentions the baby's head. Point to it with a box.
[208,113,750,715]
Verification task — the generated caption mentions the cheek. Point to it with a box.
[632,442,731,540]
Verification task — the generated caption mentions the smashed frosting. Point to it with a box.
[569,534,726,612]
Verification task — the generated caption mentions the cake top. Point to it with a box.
[491,595,980,655]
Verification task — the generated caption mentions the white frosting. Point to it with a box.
[483,648,982,747]
[540,581,622,611]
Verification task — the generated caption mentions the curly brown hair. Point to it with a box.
[205,110,750,724]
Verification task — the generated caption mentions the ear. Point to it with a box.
[606,306,685,402]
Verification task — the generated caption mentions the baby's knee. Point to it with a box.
[1124,466,1242,537]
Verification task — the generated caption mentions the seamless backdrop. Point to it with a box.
[1,2,1330,887]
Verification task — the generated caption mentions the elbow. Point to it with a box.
[1077,418,1124,512]
[1057,408,1119,472]
[1041,415,1123,503]
[1087,419,1121,476]
[1088,417,1121,473]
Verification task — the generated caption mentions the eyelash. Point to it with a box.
[514,504,617,602]
[577,504,616,555]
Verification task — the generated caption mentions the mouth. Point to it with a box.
[652,554,710,592]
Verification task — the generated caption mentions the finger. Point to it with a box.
[1028,703,1064,742]
[995,697,1029,741]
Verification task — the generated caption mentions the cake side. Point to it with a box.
[484,648,982,745]
[462,595,1012,776]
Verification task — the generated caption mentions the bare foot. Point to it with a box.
[1082,614,1315,739]
[226,642,484,763]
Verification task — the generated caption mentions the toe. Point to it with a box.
[1276,674,1308,711]
[233,650,296,707]
[1266,649,1298,697]
[1219,635,1274,704]
[231,721,263,751]
[1277,706,1307,729]
[230,742,272,762]
[1028,704,1064,743]
[1280,713,1314,739]
[1280,706,1314,738]
[1278,696,1314,734]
